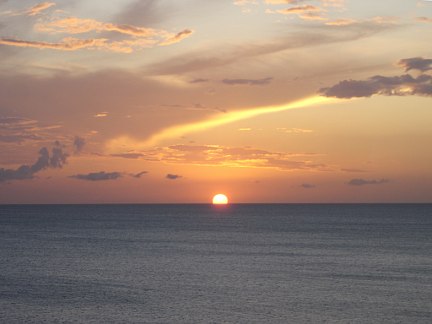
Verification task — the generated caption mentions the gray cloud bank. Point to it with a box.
[348,178,389,186]
[320,57,432,98]
[0,142,68,182]
[70,171,122,181]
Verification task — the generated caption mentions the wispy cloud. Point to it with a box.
[301,183,316,188]
[0,37,107,51]
[149,22,395,75]
[1,9,193,53]
[325,18,356,26]
[27,2,55,16]
[112,144,327,172]
[159,29,194,46]
[416,16,432,23]
[70,171,122,181]
[0,116,62,143]
[347,178,389,186]
[222,77,273,86]
[131,171,148,178]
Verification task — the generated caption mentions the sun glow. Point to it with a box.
[106,95,345,151]
[212,194,228,205]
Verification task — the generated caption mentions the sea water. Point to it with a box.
[0,204,431,323]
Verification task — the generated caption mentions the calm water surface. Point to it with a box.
[0,204,431,323]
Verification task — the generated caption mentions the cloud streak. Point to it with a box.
[2,10,193,53]
[27,2,55,16]
[0,37,107,51]
[320,74,432,98]
[110,144,327,172]
[107,96,341,149]
[222,77,273,86]
[166,174,182,180]
[348,178,389,186]
[70,171,122,181]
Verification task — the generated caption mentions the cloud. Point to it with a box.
[325,19,356,26]
[149,22,395,75]
[131,171,148,178]
[70,171,122,181]
[222,77,273,86]
[266,5,326,21]
[0,142,68,182]
[73,136,85,153]
[277,127,313,133]
[114,0,162,26]
[416,17,432,23]
[277,5,322,14]
[189,78,209,83]
[264,0,305,4]
[341,168,367,173]
[166,173,182,180]
[94,112,109,118]
[159,29,194,46]
[0,116,62,143]
[115,144,328,172]
[398,57,432,72]
[347,178,389,186]
[36,17,160,36]
[2,9,193,53]
[320,74,432,98]
[0,37,108,51]
[111,153,144,159]
[234,0,258,5]
[107,96,337,148]
[301,183,316,189]
[34,17,193,50]
[27,2,55,16]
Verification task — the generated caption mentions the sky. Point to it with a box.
[0,0,431,203]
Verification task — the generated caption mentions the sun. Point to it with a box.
[212,194,229,205]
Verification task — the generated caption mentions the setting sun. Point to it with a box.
[212,194,229,205]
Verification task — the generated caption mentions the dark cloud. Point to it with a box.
[398,57,432,72]
[131,171,148,178]
[347,178,389,186]
[70,171,122,181]
[166,174,182,180]
[301,183,316,189]
[73,136,85,153]
[50,141,68,168]
[320,57,432,98]
[222,77,273,86]
[0,143,68,182]
[320,74,432,98]
[189,78,209,83]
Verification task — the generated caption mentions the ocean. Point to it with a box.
[0,204,431,323]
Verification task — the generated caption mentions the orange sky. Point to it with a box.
[0,0,431,203]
